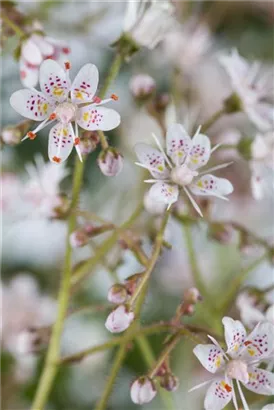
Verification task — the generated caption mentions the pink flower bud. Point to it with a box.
[1,126,21,145]
[130,376,157,405]
[97,148,123,177]
[69,229,89,248]
[183,287,202,304]
[160,373,179,392]
[79,131,99,155]
[105,305,134,333]
[107,284,128,304]
[129,74,156,99]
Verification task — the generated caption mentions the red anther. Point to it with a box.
[64,61,71,70]
[244,341,252,346]
[224,384,232,393]
[74,138,80,146]
[52,156,61,163]
[111,94,119,101]
[49,113,57,120]
[93,96,102,104]
[62,47,70,54]
[27,131,37,140]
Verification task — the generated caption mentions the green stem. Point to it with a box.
[31,158,84,410]
[99,53,123,99]
[1,12,25,37]
[149,333,181,378]
[98,130,109,150]
[201,107,226,132]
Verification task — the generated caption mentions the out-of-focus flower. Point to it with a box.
[262,404,274,410]
[143,190,166,215]
[130,376,157,405]
[10,60,120,163]
[236,291,274,329]
[163,23,212,74]
[0,172,21,213]
[1,125,21,145]
[97,147,123,176]
[107,284,128,304]
[123,0,175,50]
[219,49,274,131]
[160,373,179,392]
[19,31,70,88]
[69,229,89,248]
[249,131,274,200]
[135,123,233,216]
[191,317,274,410]
[129,74,156,100]
[105,304,134,333]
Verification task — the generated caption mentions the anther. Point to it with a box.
[49,113,57,120]
[224,384,232,393]
[64,61,71,70]
[62,47,70,54]
[74,138,80,146]
[93,96,102,104]
[27,131,37,140]
[52,156,61,163]
[111,94,119,101]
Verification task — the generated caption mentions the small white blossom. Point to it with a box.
[129,74,156,98]
[1,126,21,145]
[123,0,175,50]
[10,60,120,163]
[237,291,274,329]
[219,49,274,131]
[105,305,134,333]
[130,376,157,405]
[135,123,233,216]
[190,317,274,410]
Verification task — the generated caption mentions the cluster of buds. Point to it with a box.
[79,131,100,156]
[97,147,123,177]
[129,74,156,102]
[172,287,202,319]
[1,120,32,146]
[70,223,114,248]
[105,273,143,333]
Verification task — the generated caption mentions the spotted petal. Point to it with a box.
[48,123,74,164]
[239,322,274,362]
[193,344,225,373]
[71,63,99,104]
[222,317,247,358]
[166,123,192,166]
[186,133,211,170]
[10,89,54,121]
[135,143,170,179]
[39,59,70,103]
[189,175,233,198]
[148,182,178,207]
[204,377,233,410]
[243,366,274,395]
[20,57,39,88]
[77,105,120,131]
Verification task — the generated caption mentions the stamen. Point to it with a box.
[27,131,37,140]
[93,96,102,104]
[52,156,61,163]
[62,47,70,54]
[74,138,80,146]
[111,94,119,101]
[64,61,71,70]
[224,384,232,393]
[49,113,57,120]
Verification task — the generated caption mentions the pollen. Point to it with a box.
[27,131,37,140]
[74,138,80,146]
[52,156,61,163]
[111,94,119,101]
[49,113,57,120]
[64,61,71,70]
[224,384,232,393]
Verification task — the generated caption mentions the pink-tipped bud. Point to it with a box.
[69,229,89,248]
[79,131,100,155]
[1,126,21,145]
[97,148,123,177]
[105,305,134,333]
[107,284,128,304]
[130,376,157,405]
[124,273,144,296]
[160,373,179,392]
[183,287,202,304]
[129,74,156,100]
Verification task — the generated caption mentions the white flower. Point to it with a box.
[262,404,274,410]
[105,304,134,333]
[130,376,157,405]
[249,131,274,200]
[10,60,121,163]
[20,32,70,88]
[134,123,233,216]
[190,317,274,410]
[219,49,274,132]
[123,0,175,49]
[237,291,274,329]
[129,74,156,98]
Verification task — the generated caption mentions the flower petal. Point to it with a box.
[39,59,70,102]
[222,317,247,358]
[204,377,233,410]
[193,344,225,373]
[243,366,274,395]
[77,106,120,131]
[189,175,233,198]
[135,143,170,179]
[186,133,211,170]
[31,34,54,58]
[166,123,192,166]
[10,89,53,121]
[20,58,39,88]
[148,182,178,207]
[21,38,43,66]
[71,63,99,104]
[48,123,74,163]
[239,322,274,361]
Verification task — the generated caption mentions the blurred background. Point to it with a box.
[1,1,274,409]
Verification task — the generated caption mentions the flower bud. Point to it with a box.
[130,376,157,405]
[79,131,100,155]
[124,273,144,296]
[97,148,123,177]
[105,305,134,333]
[107,284,128,304]
[224,92,243,113]
[160,373,179,392]
[70,229,89,248]
[1,126,21,145]
[237,136,253,160]
[183,287,202,304]
[129,74,156,100]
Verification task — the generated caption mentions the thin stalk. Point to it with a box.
[1,13,25,37]
[201,107,226,132]
[149,333,181,378]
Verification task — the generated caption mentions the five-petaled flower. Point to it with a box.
[191,317,274,410]
[219,49,274,132]
[134,123,233,216]
[10,60,120,163]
